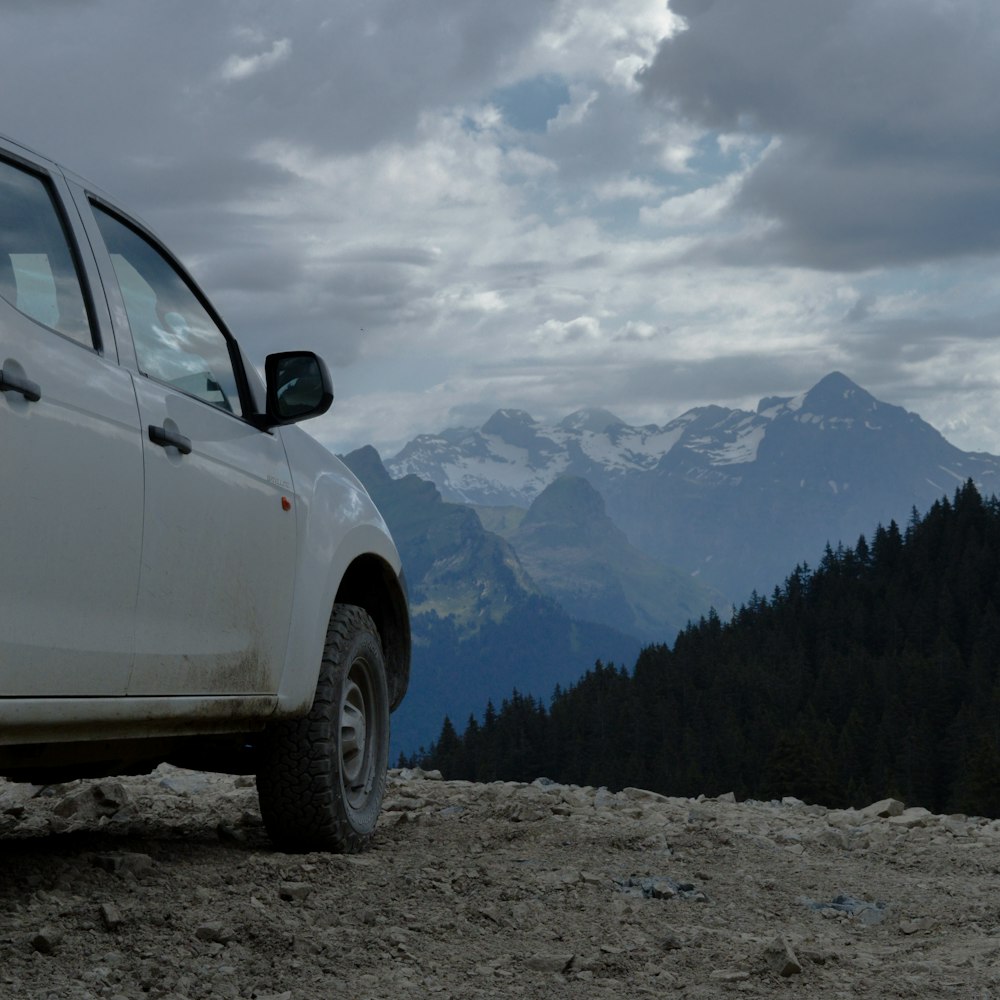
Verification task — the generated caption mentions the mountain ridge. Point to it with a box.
[386,373,1000,602]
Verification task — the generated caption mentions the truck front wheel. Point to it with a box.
[257,604,389,852]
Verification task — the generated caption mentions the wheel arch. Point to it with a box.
[334,554,411,711]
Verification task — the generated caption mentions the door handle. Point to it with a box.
[0,368,41,402]
[148,424,192,455]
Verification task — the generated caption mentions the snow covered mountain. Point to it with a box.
[387,373,1000,603]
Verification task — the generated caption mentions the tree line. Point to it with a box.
[409,480,1000,815]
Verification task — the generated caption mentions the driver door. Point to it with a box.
[89,204,299,697]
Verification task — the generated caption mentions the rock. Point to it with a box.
[195,922,237,945]
[900,917,935,935]
[157,769,212,795]
[395,767,443,781]
[804,894,888,925]
[0,781,43,815]
[622,786,671,804]
[859,798,905,819]
[53,780,131,819]
[613,876,708,902]
[710,969,750,982]
[30,926,64,954]
[887,807,934,829]
[525,953,574,973]
[278,882,312,902]
[765,936,803,977]
[216,822,246,843]
[99,902,124,930]
[594,788,618,809]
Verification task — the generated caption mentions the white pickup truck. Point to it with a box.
[0,134,410,852]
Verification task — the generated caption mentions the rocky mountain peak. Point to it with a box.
[796,371,879,419]
[520,475,610,531]
[482,408,538,437]
[558,407,626,434]
[340,444,392,487]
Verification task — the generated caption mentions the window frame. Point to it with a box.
[87,196,256,422]
[0,150,102,353]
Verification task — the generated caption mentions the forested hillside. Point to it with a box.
[416,481,1000,817]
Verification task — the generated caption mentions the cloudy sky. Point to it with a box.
[5,0,1000,455]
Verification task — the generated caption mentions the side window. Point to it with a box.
[0,157,93,346]
[92,206,243,417]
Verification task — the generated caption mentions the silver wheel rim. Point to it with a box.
[339,658,376,810]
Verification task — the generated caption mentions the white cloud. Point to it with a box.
[219,37,291,82]
[535,315,603,345]
[594,176,663,202]
[640,172,743,227]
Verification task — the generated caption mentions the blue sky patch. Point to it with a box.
[491,75,571,133]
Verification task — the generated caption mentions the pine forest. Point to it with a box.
[414,481,1000,817]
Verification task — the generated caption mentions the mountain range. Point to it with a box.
[387,372,1000,603]
[346,372,1000,753]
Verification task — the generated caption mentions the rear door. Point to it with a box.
[0,146,142,696]
[82,202,299,696]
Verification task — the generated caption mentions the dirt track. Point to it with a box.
[2,766,999,999]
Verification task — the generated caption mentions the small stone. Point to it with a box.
[195,922,236,944]
[649,879,677,900]
[710,970,750,982]
[30,927,64,954]
[765,936,803,977]
[279,882,312,902]
[99,903,123,930]
[900,917,935,935]
[216,822,246,843]
[395,767,443,781]
[525,953,574,974]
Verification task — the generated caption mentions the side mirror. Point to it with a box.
[260,351,334,427]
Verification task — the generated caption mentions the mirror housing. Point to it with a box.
[257,351,334,428]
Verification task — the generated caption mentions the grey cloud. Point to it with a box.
[194,248,303,296]
[529,84,675,189]
[326,246,440,268]
[611,353,808,414]
[0,1,556,353]
[1,1,551,179]
[640,0,1000,269]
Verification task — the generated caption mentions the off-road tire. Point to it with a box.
[257,604,389,852]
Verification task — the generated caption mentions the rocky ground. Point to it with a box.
[1,767,999,999]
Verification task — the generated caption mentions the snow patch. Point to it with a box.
[709,425,766,465]
[938,466,966,484]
